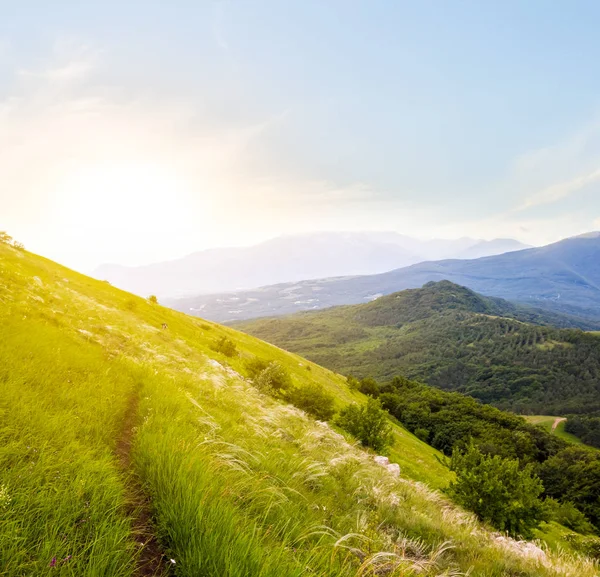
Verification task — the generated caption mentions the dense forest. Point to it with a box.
[351,373,600,532]
[238,281,600,430]
[566,414,600,448]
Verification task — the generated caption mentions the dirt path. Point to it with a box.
[116,391,169,577]
[552,417,567,431]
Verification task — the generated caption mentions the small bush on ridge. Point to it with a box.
[448,442,546,538]
[211,336,238,358]
[335,398,393,453]
[254,362,292,395]
[286,383,336,420]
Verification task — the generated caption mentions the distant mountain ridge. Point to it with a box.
[94,232,529,298]
[168,232,600,323]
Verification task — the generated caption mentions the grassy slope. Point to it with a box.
[524,416,584,445]
[0,244,598,577]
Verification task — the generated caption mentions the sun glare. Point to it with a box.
[56,162,195,236]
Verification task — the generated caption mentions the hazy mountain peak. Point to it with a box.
[94,231,529,298]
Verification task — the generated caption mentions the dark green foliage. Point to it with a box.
[253,361,292,395]
[564,533,600,559]
[537,447,600,529]
[378,377,565,462]
[544,499,596,534]
[211,336,238,357]
[565,415,600,449]
[357,377,380,397]
[448,443,546,538]
[346,375,360,390]
[286,383,335,420]
[371,374,600,532]
[335,398,393,453]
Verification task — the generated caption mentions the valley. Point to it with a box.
[2,241,599,575]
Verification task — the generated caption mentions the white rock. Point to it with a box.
[374,456,390,467]
[387,463,401,477]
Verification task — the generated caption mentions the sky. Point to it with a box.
[3,1,600,271]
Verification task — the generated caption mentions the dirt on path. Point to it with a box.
[116,390,169,577]
[552,417,567,431]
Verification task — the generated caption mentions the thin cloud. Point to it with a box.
[515,167,600,212]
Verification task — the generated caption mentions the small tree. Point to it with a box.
[335,398,393,453]
[212,336,238,358]
[0,231,13,245]
[448,442,546,538]
[254,362,292,395]
[287,383,336,420]
[245,356,270,379]
[148,295,158,304]
[358,377,380,397]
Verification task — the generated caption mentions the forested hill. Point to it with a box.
[236,281,600,417]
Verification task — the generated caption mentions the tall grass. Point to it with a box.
[0,321,136,576]
[1,242,599,576]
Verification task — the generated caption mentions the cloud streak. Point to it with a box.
[515,167,600,211]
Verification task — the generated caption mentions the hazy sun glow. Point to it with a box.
[56,162,192,231]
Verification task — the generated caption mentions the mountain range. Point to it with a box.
[94,232,529,298]
[169,232,600,323]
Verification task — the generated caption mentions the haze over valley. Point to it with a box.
[94,232,529,298]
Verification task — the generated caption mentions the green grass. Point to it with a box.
[0,243,599,576]
[524,416,585,445]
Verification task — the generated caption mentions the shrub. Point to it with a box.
[346,375,360,390]
[448,443,546,538]
[254,362,292,395]
[148,295,158,304]
[414,428,430,443]
[564,533,600,559]
[211,336,238,358]
[335,398,393,453]
[358,377,380,397]
[124,299,138,311]
[545,498,595,534]
[0,231,13,244]
[245,356,270,379]
[286,383,335,420]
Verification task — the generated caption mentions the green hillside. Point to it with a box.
[237,281,600,418]
[5,245,598,575]
[524,417,584,445]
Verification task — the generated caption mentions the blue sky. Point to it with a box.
[2,1,600,269]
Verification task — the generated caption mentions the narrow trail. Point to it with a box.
[116,390,169,577]
[552,417,567,432]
